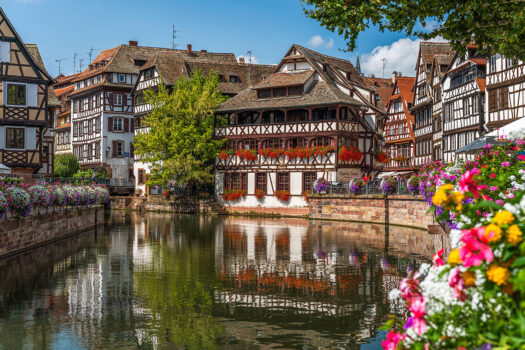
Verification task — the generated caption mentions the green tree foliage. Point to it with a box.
[53,153,79,177]
[301,0,525,60]
[133,71,226,186]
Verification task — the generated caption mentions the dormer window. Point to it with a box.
[256,85,304,99]
[144,68,154,80]
[134,59,147,67]
[229,76,240,83]
[273,87,286,97]
[257,89,271,99]
[118,74,126,83]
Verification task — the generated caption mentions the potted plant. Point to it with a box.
[349,177,366,195]
[275,189,290,202]
[338,145,363,162]
[254,188,265,200]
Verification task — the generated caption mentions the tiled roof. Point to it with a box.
[69,81,130,98]
[469,57,486,65]
[419,42,454,73]
[55,73,80,85]
[54,85,74,98]
[25,43,60,106]
[475,78,486,92]
[56,122,71,130]
[395,77,415,103]
[253,70,314,89]
[216,80,365,112]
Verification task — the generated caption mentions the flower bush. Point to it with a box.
[218,150,233,160]
[381,177,398,195]
[383,140,525,349]
[258,148,284,159]
[349,177,366,195]
[0,191,7,218]
[28,185,51,207]
[94,185,110,204]
[313,178,329,193]
[254,188,265,200]
[338,145,363,162]
[376,150,389,163]
[407,176,420,195]
[5,186,31,217]
[235,149,257,161]
[222,189,246,201]
[275,189,290,202]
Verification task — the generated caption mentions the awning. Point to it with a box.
[455,136,508,154]
[377,171,414,178]
[0,163,10,174]
[486,117,525,139]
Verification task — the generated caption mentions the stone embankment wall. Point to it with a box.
[0,206,104,258]
[309,194,437,229]
[111,196,219,214]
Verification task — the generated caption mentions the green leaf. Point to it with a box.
[511,256,525,269]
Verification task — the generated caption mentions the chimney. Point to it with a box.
[398,72,402,77]
[239,57,245,64]
[187,44,192,56]
[129,40,138,47]
[370,73,375,78]
[392,71,398,83]
[200,49,207,53]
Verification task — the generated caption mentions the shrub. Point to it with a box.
[54,153,80,177]
[55,186,67,206]
[6,186,31,217]
[95,186,110,204]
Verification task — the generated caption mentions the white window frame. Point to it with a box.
[113,117,124,132]
[119,74,126,83]
[114,94,123,106]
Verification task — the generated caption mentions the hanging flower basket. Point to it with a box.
[222,189,247,201]
[375,150,389,163]
[235,149,257,161]
[284,147,313,159]
[407,175,421,195]
[313,178,330,193]
[349,177,366,195]
[254,188,265,200]
[219,150,233,160]
[338,146,363,162]
[303,190,312,202]
[258,148,284,159]
[275,189,290,202]
[381,177,398,195]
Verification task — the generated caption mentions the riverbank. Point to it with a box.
[0,206,104,258]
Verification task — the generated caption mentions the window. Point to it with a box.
[88,119,93,134]
[95,118,101,132]
[114,94,123,106]
[113,118,124,131]
[73,122,78,137]
[144,68,154,80]
[255,173,267,193]
[119,74,126,83]
[288,138,307,148]
[0,41,10,63]
[463,98,471,116]
[134,59,146,67]
[303,172,316,193]
[237,139,258,151]
[489,89,498,112]
[273,87,286,97]
[257,89,271,99]
[79,121,84,137]
[135,94,144,105]
[262,139,283,149]
[88,143,93,159]
[505,58,513,69]
[229,76,239,83]
[225,173,247,190]
[473,95,479,114]
[138,169,146,185]
[277,172,290,191]
[312,137,333,147]
[112,141,124,157]
[7,84,26,106]
[94,142,100,158]
[6,128,24,149]
[288,86,303,96]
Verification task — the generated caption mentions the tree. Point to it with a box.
[53,153,79,177]
[133,71,226,187]
[301,0,525,60]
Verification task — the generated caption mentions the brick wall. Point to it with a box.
[309,195,438,230]
[0,206,104,258]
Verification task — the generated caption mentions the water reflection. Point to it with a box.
[0,212,434,350]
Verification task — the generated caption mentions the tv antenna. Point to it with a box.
[79,58,84,72]
[87,47,97,63]
[172,25,178,49]
[73,53,78,73]
[55,58,66,75]
[380,58,388,78]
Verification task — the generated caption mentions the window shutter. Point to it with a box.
[130,118,135,132]
[122,93,127,106]
[112,140,117,157]
[108,117,113,132]
[108,92,113,107]
[130,142,134,157]
[124,118,129,132]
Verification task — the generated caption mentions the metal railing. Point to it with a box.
[321,179,413,196]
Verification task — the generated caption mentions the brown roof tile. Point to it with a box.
[475,78,486,92]
[253,70,314,89]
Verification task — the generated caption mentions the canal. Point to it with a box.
[0,212,435,349]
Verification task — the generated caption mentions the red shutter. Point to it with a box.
[124,118,129,133]
[108,117,113,132]
[112,140,117,157]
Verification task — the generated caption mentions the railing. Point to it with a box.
[109,178,134,187]
[319,179,412,196]
[44,177,110,186]
[149,184,215,196]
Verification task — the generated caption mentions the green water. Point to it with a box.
[0,212,432,349]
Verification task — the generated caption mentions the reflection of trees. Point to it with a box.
[133,216,224,350]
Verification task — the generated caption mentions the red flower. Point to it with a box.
[254,188,265,200]
[275,190,290,202]
[338,146,363,162]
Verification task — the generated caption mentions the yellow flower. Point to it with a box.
[441,184,454,191]
[462,271,476,287]
[448,248,461,266]
[508,225,523,245]
[484,224,502,243]
[486,265,510,286]
[432,190,448,206]
[493,210,515,226]
[450,191,464,205]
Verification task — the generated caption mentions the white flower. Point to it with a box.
[389,288,401,302]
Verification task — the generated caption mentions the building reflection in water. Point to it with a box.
[0,212,433,350]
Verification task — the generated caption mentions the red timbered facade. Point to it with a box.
[214,44,383,208]
[0,7,58,176]
[383,76,416,173]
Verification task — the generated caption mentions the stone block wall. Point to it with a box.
[309,195,437,230]
[0,206,104,258]
[110,196,218,215]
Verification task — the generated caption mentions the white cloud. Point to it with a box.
[237,55,258,64]
[361,37,446,78]
[308,35,334,49]
[416,20,439,33]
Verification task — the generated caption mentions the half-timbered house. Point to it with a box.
[0,7,58,176]
[69,42,166,180]
[486,55,525,132]
[411,42,453,167]
[53,73,79,155]
[132,45,275,194]
[214,44,383,210]
[430,54,454,161]
[383,76,416,174]
[442,45,486,162]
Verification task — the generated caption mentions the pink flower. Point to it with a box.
[479,184,488,190]
[471,167,480,175]
[490,173,497,178]
[459,170,480,198]
[432,249,444,267]
[382,330,406,350]
[407,297,428,335]
[489,186,498,191]
[518,154,525,161]
[501,161,510,167]
[496,199,504,206]
[459,227,494,268]
[448,268,467,301]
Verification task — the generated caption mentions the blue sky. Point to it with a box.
[2,0,429,78]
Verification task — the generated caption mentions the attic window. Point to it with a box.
[426,63,432,70]
[346,72,351,80]
[118,74,126,83]
[134,59,147,67]
[229,76,240,83]
[144,68,154,80]
[441,64,448,72]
